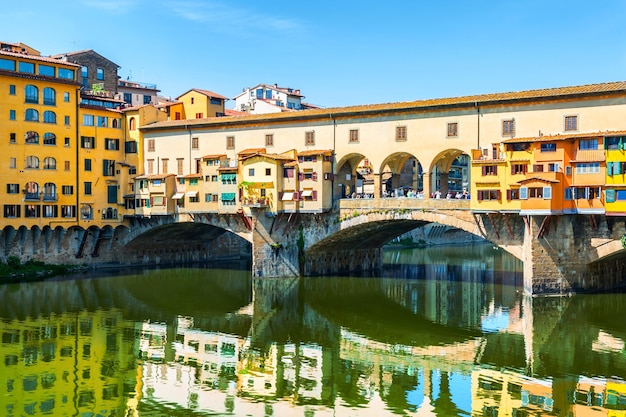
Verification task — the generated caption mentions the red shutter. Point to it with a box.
[494,166,498,175]
[312,156,317,162]
[278,192,283,200]
[523,164,528,173]
[312,190,318,201]
[477,191,483,201]
[312,172,318,181]
[496,190,501,200]
[482,166,486,176]
[298,173,304,181]
[506,190,511,200]
[293,192,299,201]
[298,156,304,162]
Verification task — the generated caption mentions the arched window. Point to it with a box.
[25,131,39,144]
[25,155,39,169]
[25,108,39,122]
[43,157,56,170]
[25,181,39,200]
[80,204,92,220]
[25,84,38,103]
[43,111,56,124]
[112,119,119,128]
[43,87,56,105]
[43,132,56,145]
[42,183,57,201]
[129,117,136,130]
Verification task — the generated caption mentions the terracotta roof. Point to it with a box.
[238,148,266,155]
[179,173,203,179]
[201,154,226,159]
[0,49,81,67]
[177,88,228,100]
[225,109,246,116]
[298,149,333,157]
[241,153,295,162]
[284,161,298,167]
[503,129,626,143]
[517,177,560,184]
[134,174,176,180]
[143,81,626,131]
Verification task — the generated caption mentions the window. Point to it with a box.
[43,157,56,170]
[81,136,95,149]
[579,139,598,150]
[305,131,315,146]
[18,62,35,74]
[147,159,154,175]
[532,164,544,172]
[143,95,151,104]
[58,68,75,80]
[6,184,19,194]
[64,161,70,171]
[25,109,39,121]
[62,185,73,195]
[147,139,155,152]
[540,143,556,152]
[565,115,578,132]
[84,182,92,196]
[476,190,501,200]
[349,129,359,143]
[25,156,39,169]
[249,168,255,176]
[195,113,203,119]
[25,85,38,103]
[64,137,70,147]
[129,117,136,130]
[177,159,183,175]
[25,131,39,144]
[9,110,16,120]
[575,162,600,174]
[265,134,273,147]
[43,88,55,105]
[572,186,601,199]
[83,114,94,126]
[9,133,16,143]
[175,112,181,120]
[162,159,168,173]
[64,92,70,102]
[64,115,70,125]
[125,141,137,153]
[502,119,515,136]
[103,160,115,176]
[481,165,497,175]
[112,119,119,128]
[192,137,199,149]
[447,122,458,137]
[4,205,20,218]
[10,158,16,168]
[97,116,108,127]
[61,205,75,218]
[43,111,56,124]
[105,138,119,150]
[548,163,560,172]
[96,68,104,80]
[511,164,527,175]
[84,159,92,171]
[265,168,271,176]
[9,84,16,95]
[0,58,15,71]
[25,204,40,218]
[396,126,407,141]
[226,136,235,149]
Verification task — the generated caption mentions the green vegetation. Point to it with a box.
[0,256,75,281]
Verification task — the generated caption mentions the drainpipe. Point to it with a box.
[75,87,82,226]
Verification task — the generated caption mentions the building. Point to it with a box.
[0,44,82,228]
[232,83,318,114]
[172,88,228,120]
[51,49,120,95]
[117,79,160,107]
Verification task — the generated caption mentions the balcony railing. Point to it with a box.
[242,198,269,207]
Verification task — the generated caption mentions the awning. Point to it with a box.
[281,192,294,201]
[220,173,236,181]
[186,191,198,197]
[221,193,236,201]
[248,181,274,189]
[301,190,313,197]
[171,192,184,199]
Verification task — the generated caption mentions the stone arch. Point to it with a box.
[335,152,368,199]
[378,152,424,197]
[425,148,471,198]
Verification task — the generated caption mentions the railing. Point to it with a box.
[339,197,471,211]
[242,198,269,207]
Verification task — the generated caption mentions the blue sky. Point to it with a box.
[4,1,626,108]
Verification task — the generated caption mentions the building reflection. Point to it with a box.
[1,257,626,416]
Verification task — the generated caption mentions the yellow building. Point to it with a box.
[134,173,177,217]
[0,45,81,228]
[604,132,626,216]
[175,88,228,119]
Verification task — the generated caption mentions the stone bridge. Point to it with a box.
[2,198,626,296]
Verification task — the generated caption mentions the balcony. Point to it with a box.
[242,197,269,207]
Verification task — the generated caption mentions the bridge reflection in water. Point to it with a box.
[0,246,625,416]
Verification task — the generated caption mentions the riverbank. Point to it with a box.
[0,256,92,284]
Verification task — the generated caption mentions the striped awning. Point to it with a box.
[221,193,236,201]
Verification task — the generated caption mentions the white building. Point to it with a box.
[232,83,318,114]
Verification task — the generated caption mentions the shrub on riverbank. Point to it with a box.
[0,256,74,281]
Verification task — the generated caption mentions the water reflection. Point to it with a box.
[0,246,625,416]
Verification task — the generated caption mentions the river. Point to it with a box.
[1,243,625,416]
